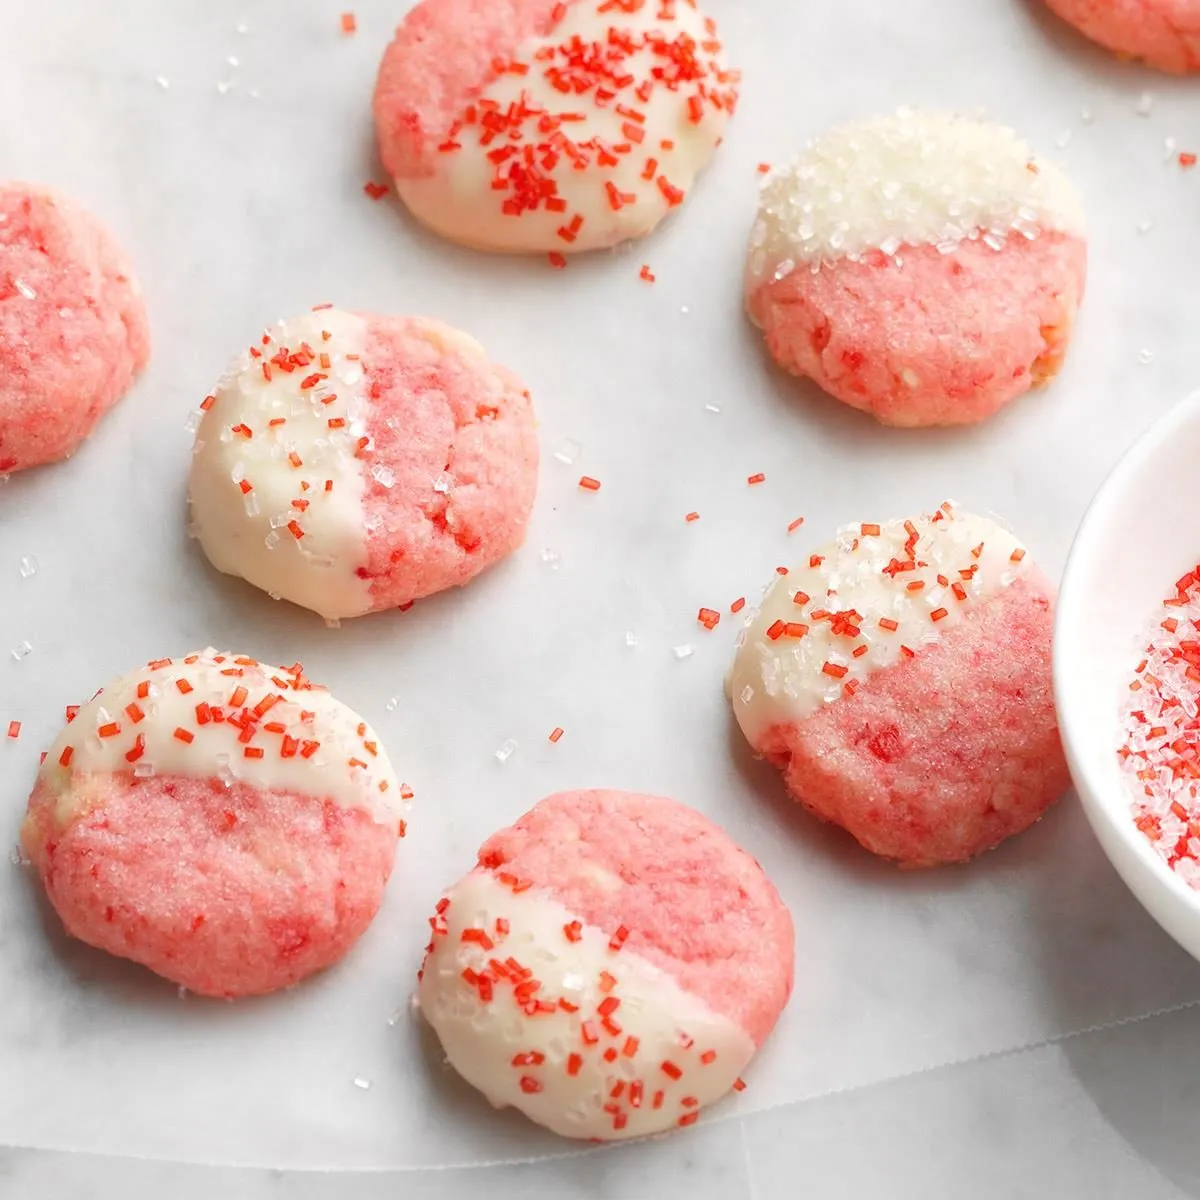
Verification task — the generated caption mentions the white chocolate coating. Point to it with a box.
[730,507,1032,743]
[189,310,373,620]
[417,870,753,1140]
[40,649,402,826]
[747,110,1085,289]
[396,0,736,254]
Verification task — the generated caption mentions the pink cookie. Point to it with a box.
[373,0,738,254]
[417,789,794,1140]
[747,112,1087,427]
[22,650,404,996]
[188,309,538,620]
[1044,0,1200,73]
[0,183,150,472]
[729,505,1069,866]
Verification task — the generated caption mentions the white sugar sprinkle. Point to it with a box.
[1055,129,1072,149]
[1138,219,1155,235]
[385,697,399,712]
[18,556,37,579]
[672,644,694,661]
[494,738,517,764]
[227,55,240,68]
[371,465,396,489]
[541,548,560,569]
[13,279,36,300]
[432,472,452,494]
[324,618,341,630]
[10,846,24,866]
[625,631,639,648]
[155,76,170,89]
[554,439,581,465]
[704,403,721,414]
[1139,349,1155,365]
[1080,106,1094,124]
[11,640,32,661]
[353,1077,371,1091]
[1137,92,1155,116]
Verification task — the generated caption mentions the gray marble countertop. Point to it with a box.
[6,0,1200,1196]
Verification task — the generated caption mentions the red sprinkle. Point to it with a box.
[747,473,766,485]
[5,720,20,740]
[730,597,746,614]
[640,264,656,283]
[341,11,357,34]
[549,726,564,743]
[579,476,601,491]
[697,607,721,631]
[363,181,389,200]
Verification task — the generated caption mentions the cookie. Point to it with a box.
[0,183,150,472]
[188,308,538,620]
[746,112,1086,427]
[21,649,404,996]
[1044,0,1200,73]
[373,0,738,254]
[729,504,1068,866]
[417,789,793,1139]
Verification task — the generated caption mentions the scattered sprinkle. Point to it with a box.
[730,597,746,614]
[639,264,656,283]
[341,12,357,34]
[17,555,37,579]
[672,644,694,660]
[363,181,389,200]
[352,1076,371,1090]
[685,512,700,523]
[747,473,766,486]
[548,726,564,744]
[1181,152,1197,169]
[11,640,32,662]
[494,738,517,764]
[6,721,20,740]
[553,439,581,465]
[697,607,721,631]
[579,476,601,491]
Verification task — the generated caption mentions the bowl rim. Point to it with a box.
[1054,389,1200,917]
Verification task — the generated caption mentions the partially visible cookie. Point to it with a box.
[417,789,794,1139]
[1044,0,1200,74]
[746,112,1086,427]
[0,182,150,472]
[373,0,738,254]
[188,309,538,620]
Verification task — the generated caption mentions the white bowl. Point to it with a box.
[1055,391,1200,962]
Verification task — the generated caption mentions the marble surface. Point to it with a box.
[5,0,1200,1196]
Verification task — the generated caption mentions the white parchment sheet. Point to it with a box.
[4,0,1200,1172]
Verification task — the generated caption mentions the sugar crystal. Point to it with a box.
[18,556,37,579]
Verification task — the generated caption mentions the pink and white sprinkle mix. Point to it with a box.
[1120,564,1200,887]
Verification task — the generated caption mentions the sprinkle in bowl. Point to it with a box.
[1056,390,1200,962]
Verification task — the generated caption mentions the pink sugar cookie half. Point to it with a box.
[0,182,150,472]
[373,0,738,254]
[747,111,1087,428]
[417,789,794,1140]
[22,650,404,997]
[729,505,1068,867]
[188,309,538,621]
[1044,0,1200,73]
